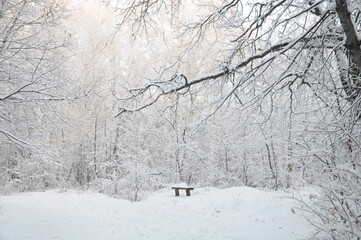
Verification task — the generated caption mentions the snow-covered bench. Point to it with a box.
[172,187,194,196]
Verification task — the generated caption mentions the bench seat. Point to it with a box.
[171,187,194,196]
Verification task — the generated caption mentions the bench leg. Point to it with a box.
[186,189,191,196]
[175,189,180,196]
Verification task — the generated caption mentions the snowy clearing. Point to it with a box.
[0,187,315,240]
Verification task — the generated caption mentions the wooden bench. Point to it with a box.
[172,187,194,196]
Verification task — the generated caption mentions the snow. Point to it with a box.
[0,187,314,240]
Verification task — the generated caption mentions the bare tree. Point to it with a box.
[115,0,361,237]
[0,0,69,192]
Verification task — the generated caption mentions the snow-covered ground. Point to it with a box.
[0,187,315,240]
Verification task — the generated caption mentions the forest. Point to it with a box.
[0,0,360,239]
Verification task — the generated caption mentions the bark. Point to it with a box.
[335,0,361,70]
[335,0,361,102]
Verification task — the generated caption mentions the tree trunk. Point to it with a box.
[335,0,361,103]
